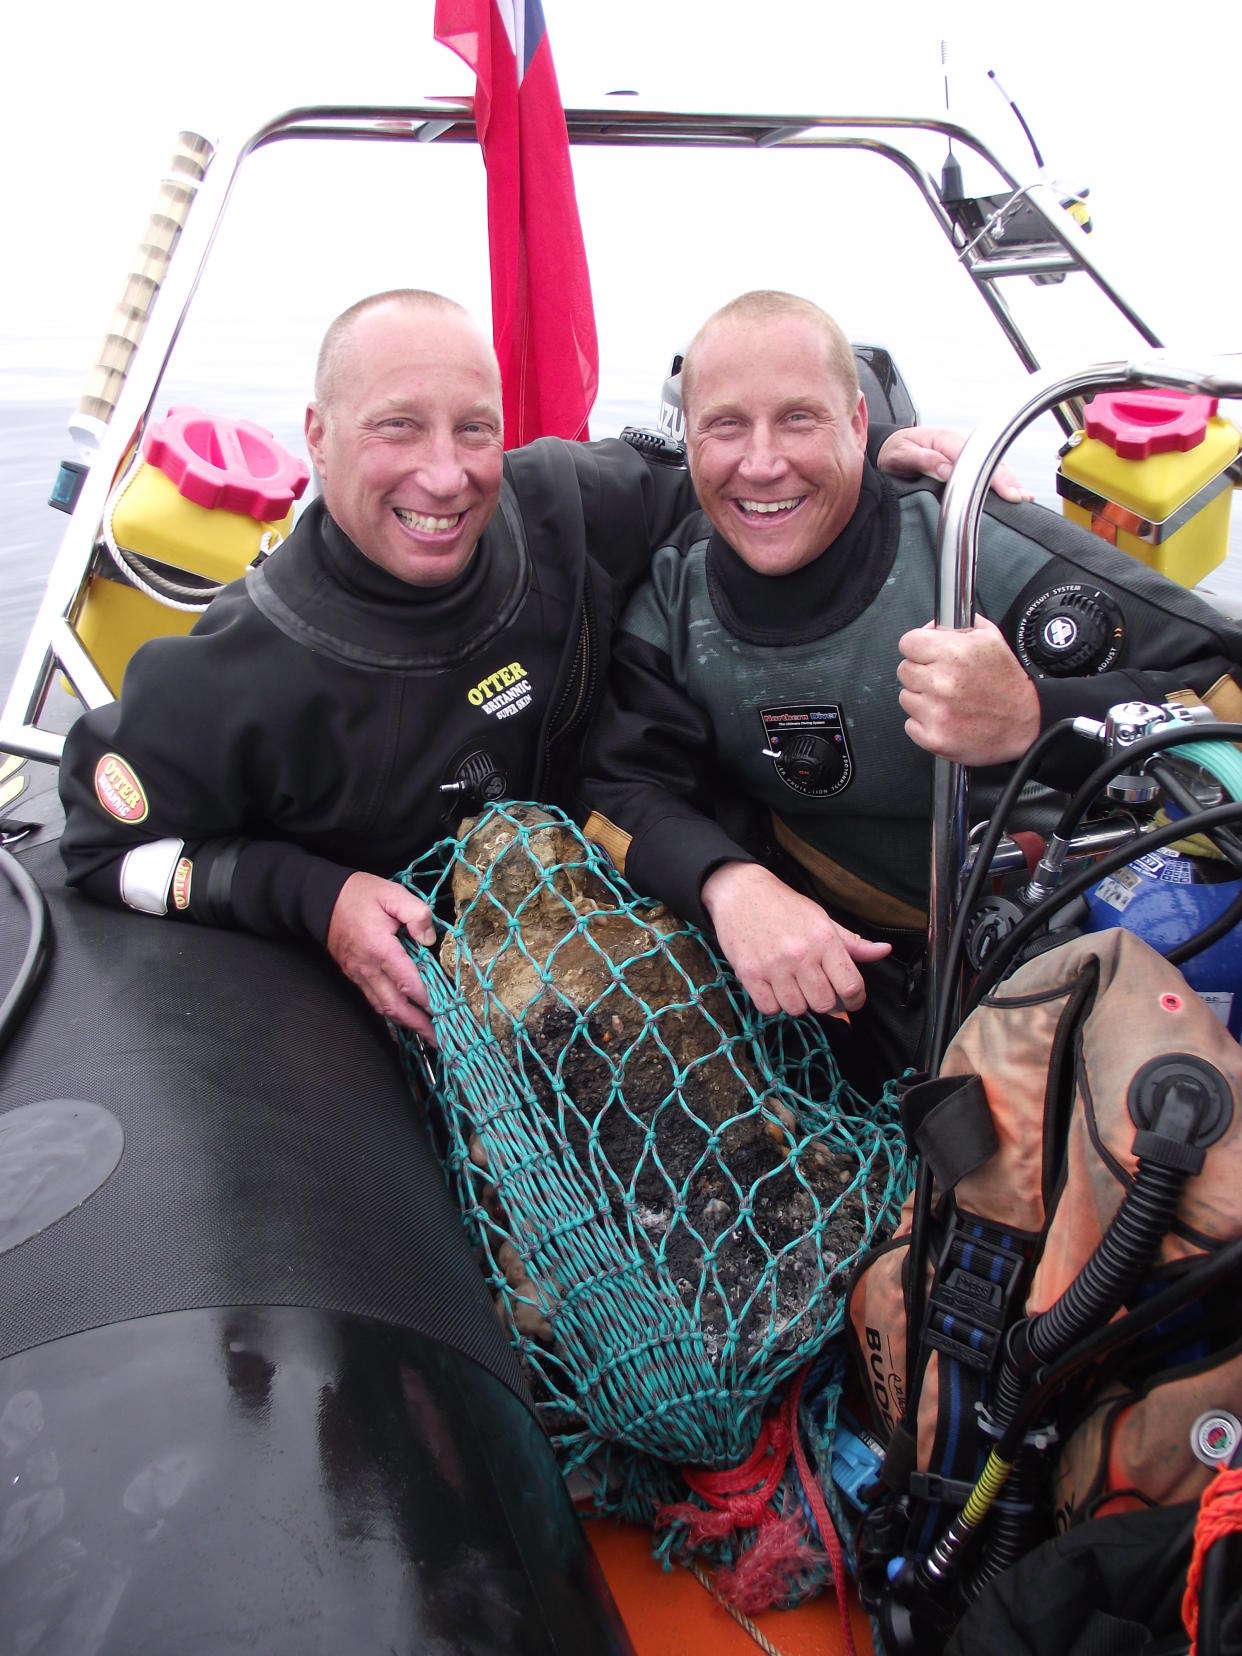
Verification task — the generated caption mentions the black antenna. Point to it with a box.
[988,68,1045,168]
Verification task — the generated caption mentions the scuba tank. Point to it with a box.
[1084,843,1242,1038]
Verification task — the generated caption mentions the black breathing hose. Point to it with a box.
[910,1237,1242,1605]
[1051,722,1242,848]
[927,719,1079,1075]
[965,799,1242,1013]
[0,844,53,1056]
[1002,1236,1242,1462]
[1027,1158,1187,1364]
[972,1146,1192,1591]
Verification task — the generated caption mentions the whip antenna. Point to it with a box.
[988,68,1045,168]
[939,40,964,202]
[942,40,953,146]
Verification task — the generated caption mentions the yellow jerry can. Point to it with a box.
[76,407,310,694]
[1057,390,1239,589]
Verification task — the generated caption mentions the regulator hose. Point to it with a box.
[1053,722,1242,849]
[969,1033,1228,1596]
[927,718,1079,1074]
[966,799,1242,1012]
[946,720,1242,1041]
[908,1235,1242,1604]
[1006,1235,1242,1459]
[970,1145,1191,1589]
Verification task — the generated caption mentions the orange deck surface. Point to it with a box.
[585,1518,875,1656]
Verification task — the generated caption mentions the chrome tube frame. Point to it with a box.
[923,353,1242,1060]
[1,102,1165,764]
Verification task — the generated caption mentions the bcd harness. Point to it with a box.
[846,923,1242,1654]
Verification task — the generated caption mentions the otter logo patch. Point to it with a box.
[172,857,193,910]
[467,659,533,722]
[94,753,149,823]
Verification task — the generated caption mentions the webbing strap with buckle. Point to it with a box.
[924,1217,1030,1375]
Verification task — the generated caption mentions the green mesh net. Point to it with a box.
[393,801,910,1511]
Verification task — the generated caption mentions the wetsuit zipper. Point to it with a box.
[543,565,597,766]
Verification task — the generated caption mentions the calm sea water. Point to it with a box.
[0,380,655,710]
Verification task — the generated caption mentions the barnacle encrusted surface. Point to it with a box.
[439,804,876,1371]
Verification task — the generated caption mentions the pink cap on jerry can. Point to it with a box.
[142,407,310,518]
[1084,390,1219,461]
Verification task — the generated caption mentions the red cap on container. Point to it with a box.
[1084,390,1218,461]
[142,407,311,518]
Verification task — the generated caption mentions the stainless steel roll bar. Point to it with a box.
[923,353,1242,1059]
[2,101,1164,763]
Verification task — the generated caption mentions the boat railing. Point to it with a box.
[0,101,1166,768]
[924,352,1242,1058]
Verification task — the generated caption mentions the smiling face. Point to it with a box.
[685,311,868,577]
[304,300,504,587]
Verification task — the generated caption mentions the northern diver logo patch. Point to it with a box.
[94,753,149,823]
[760,704,853,798]
[468,660,533,721]
[172,857,193,910]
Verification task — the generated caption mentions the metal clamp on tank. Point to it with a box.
[1073,698,1216,802]
[1021,700,1221,906]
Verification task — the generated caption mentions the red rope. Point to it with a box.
[655,1414,793,1543]
[787,1367,859,1656]
[653,1365,859,1652]
[1182,1464,1242,1655]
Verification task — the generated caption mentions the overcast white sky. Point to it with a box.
[1,0,1239,439]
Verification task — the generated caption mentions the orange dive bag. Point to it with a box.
[846,927,1242,1566]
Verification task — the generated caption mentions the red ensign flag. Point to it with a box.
[434,0,599,446]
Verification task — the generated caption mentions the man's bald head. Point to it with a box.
[304,291,504,587]
[678,290,868,577]
[314,290,492,416]
[679,290,860,418]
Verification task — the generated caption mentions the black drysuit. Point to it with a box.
[576,469,1242,1080]
[59,437,696,940]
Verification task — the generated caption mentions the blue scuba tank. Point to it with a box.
[1083,845,1242,1039]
